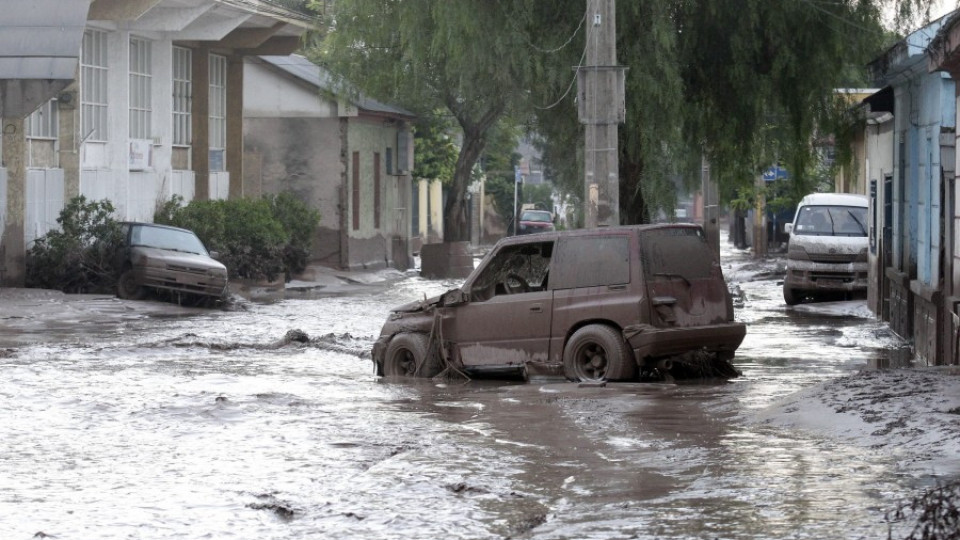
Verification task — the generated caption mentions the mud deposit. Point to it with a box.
[0,247,942,539]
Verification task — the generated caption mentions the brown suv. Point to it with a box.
[372,224,746,382]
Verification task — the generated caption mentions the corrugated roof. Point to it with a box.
[259,54,414,118]
[0,0,88,80]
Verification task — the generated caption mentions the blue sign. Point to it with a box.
[763,165,789,182]
[514,166,522,184]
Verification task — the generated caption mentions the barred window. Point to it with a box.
[81,29,108,142]
[129,37,152,139]
[172,46,191,146]
[26,100,58,139]
[209,54,227,171]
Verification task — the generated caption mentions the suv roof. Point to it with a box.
[495,222,703,245]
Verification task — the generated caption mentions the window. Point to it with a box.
[26,100,58,139]
[172,46,192,146]
[209,54,227,171]
[553,235,630,289]
[129,37,152,139]
[386,147,393,175]
[469,242,554,301]
[374,152,381,229]
[81,29,108,142]
[352,151,360,230]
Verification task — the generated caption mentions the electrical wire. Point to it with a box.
[535,46,586,111]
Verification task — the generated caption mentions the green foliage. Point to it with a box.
[522,182,555,213]
[312,0,938,229]
[313,0,539,240]
[529,0,936,224]
[155,193,320,282]
[479,122,523,224]
[26,196,124,293]
[265,191,322,278]
[413,112,459,184]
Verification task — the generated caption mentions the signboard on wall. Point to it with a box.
[129,139,151,171]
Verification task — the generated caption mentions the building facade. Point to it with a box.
[1,0,312,286]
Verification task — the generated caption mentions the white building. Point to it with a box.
[1,0,313,286]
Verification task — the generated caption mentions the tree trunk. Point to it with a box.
[619,156,648,225]
[443,128,486,242]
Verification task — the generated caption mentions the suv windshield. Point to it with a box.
[130,224,209,255]
[794,205,867,237]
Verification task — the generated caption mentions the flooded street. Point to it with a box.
[0,244,935,540]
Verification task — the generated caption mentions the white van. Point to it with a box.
[782,193,869,305]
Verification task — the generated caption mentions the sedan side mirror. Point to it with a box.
[784,223,793,235]
[209,251,221,260]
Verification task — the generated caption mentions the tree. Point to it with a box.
[412,112,458,185]
[313,1,538,241]
[312,0,939,232]
[530,0,938,223]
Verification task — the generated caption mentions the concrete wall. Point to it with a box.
[866,119,894,318]
[345,118,409,269]
[243,116,342,265]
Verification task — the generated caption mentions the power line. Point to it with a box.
[535,46,586,110]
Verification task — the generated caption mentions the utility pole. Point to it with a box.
[578,0,625,228]
[701,153,720,256]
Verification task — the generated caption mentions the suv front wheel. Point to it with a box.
[383,333,441,378]
[563,324,637,382]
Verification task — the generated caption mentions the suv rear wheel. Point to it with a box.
[563,324,637,382]
[384,333,441,378]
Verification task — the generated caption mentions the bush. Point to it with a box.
[26,196,124,293]
[266,192,321,279]
[155,193,320,282]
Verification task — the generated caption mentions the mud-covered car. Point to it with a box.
[116,222,228,301]
[373,223,746,382]
[782,193,869,305]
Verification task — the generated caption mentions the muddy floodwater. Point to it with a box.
[0,245,925,540]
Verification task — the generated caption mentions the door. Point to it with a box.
[453,241,554,368]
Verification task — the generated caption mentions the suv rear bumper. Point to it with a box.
[624,322,747,362]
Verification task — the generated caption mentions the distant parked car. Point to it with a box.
[517,209,555,235]
[116,222,228,301]
[372,223,746,382]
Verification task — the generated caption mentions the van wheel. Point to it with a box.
[783,286,800,306]
[384,333,440,378]
[117,269,146,300]
[563,325,637,382]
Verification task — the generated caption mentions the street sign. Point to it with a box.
[763,165,789,182]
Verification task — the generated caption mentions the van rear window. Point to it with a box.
[639,227,714,280]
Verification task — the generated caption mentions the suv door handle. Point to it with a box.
[608,284,627,291]
[530,304,543,313]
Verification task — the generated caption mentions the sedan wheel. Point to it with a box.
[117,269,147,300]
[563,324,636,382]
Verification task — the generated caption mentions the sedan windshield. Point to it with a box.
[521,211,552,223]
[130,225,209,255]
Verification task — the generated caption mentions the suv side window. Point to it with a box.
[551,235,630,290]
[468,241,553,301]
